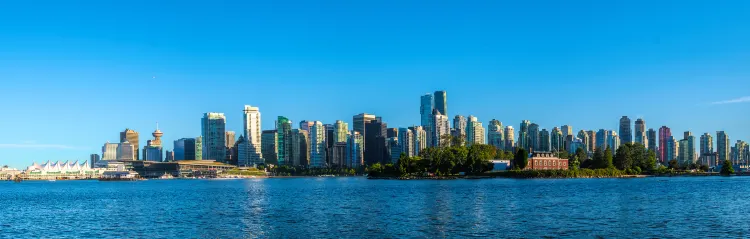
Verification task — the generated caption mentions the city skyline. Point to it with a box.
[2,1,750,168]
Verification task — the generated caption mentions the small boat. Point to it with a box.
[48,179,56,182]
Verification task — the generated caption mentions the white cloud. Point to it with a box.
[0,143,80,150]
[711,96,750,105]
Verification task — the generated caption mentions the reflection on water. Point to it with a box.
[2,177,750,238]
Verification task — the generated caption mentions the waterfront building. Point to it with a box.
[701,152,719,168]
[684,131,696,167]
[334,120,348,143]
[619,116,633,144]
[242,105,263,166]
[504,126,515,151]
[225,131,236,164]
[528,123,540,151]
[330,142,348,168]
[353,113,376,151]
[261,130,278,164]
[24,160,101,180]
[410,126,428,156]
[647,128,657,152]
[120,129,140,160]
[488,119,504,151]
[561,125,573,139]
[433,90,448,116]
[452,115,467,145]
[364,117,388,165]
[277,116,293,166]
[466,116,485,145]
[577,130,589,153]
[174,137,201,161]
[587,130,597,152]
[236,135,255,167]
[717,131,730,163]
[666,136,677,162]
[678,139,690,166]
[90,154,100,166]
[431,109,450,148]
[347,131,364,168]
[734,140,748,165]
[700,133,714,156]
[117,141,136,161]
[310,121,327,168]
[659,126,672,163]
[539,129,551,152]
[388,137,400,163]
[551,127,564,152]
[102,142,119,160]
[202,112,226,162]
[526,152,569,170]
[634,118,647,147]
[291,129,310,166]
[398,128,414,157]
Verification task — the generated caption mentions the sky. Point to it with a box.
[0,0,748,169]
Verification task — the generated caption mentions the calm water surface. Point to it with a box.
[2,177,749,238]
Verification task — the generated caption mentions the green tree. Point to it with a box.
[514,148,529,169]
[614,144,633,170]
[558,150,569,160]
[592,147,604,169]
[720,160,734,176]
[603,146,613,169]
[575,148,588,164]
[668,159,679,169]
[397,153,411,176]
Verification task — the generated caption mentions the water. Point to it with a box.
[1,177,749,238]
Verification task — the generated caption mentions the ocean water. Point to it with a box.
[1,177,749,238]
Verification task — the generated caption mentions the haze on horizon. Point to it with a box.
[1,0,748,168]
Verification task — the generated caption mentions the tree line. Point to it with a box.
[368,144,497,177]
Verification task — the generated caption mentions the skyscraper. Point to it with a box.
[276,116,293,166]
[539,129,551,152]
[587,130,597,152]
[420,93,433,130]
[658,126,672,163]
[577,130,589,152]
[225,131,236,164]
[433,90,447,116]
[488,119,504,151]
[452,115,467,145]
[504,126,515,151]
[684,131,695,167]
[466,116,484,145]
[309,121,326,168]
[647,128,657,152]
[735,140,749,165]
[347,132,364,168]
[174,138,199,160]
[431,109,450,147]
[634,118,647,147]
[353,113,376,150]
[410,126,427,156]
[596,129,610,150]
[261,130,278,164]
[561,125,573,139]
[519,120,531,150]
[619,116,632,144]
[236,135,251,166]
[90,154,100,166]
[120,129,139,160]
[398,128,414,157]
[609,131,621,152]
[364,117,387,165]
[717,131,730,163]
[333,120,349,143]
[678,139,690,166]
[551,127,563,152]
[291,129,310,166]
[202,112,226,162]
[700,133,713,156]
[528,123,540,151]
[117,141,135,161]
[242,105,263,165]
[102,142,118,160]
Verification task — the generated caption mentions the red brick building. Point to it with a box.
[527,152,568,170]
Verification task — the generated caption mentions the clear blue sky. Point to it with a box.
[1,0,748,168]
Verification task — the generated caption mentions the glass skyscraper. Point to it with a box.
[201,112,226,162]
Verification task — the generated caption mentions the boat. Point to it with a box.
[48,179,56,182]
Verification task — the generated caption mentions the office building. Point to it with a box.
[528,123,540,151]
[420,93,433,130]
[595,129,610,151]
[717,131,730,163]
[334,120,349,143]
[561,125,573,139]
[261,130,278,164]
[619,116,632,144]
[488,119,504,151]
[388,137,400,163]
[551,127,563,152]
[102,142,119,160]
[291,129,310,166]
[684,131,695,167]
[347,132,364,168]
[117,141,136,161]
[90,154,100,166]
[174,138,199,160]
[398,128,414,157]
[700,133,714,156]
[634,118,647,147]
[330,142,348,168]
[142,126,164,162]
[202,112,226,162]
[433,90,448,116]
[364,117,388,165]
[277,116,293,166]
[647,128,657,152]
[539,129,551,152]
[165,151,174,161]
[120,129,140,160]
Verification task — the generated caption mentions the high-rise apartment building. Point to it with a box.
[364,117,387,165]
[398,128,414,157]
[291,129,310,166]
[587,130,597,152]
[410,126,428,156]
[518,120,531,150]
[678,139,690,166]
[619,116,632,144]
[202,112,226,162]
[700,133,713,156]
[634,118,647,147]
[333,120,348,143]
[596,129,610,151]
[561,125,573,139]
[504,126,515,151]
[647,128,657,152]
[117,141,136,161]
[551,127,563,152]
[347,132,364,168]
[487,119,504,151]
[452,115,467,145]
[609,130,620,152]
[466,116,484,145]
[528,123,540,151]
[433,91,447,116]
[120,128,139,160]
[577,130,589,152]
[242,105,263,166]
[658,126,672,163]
[717,131,730,163]
[431,110,450,147]
[539,129,551,152]
[310,121,327,168]
[684,131,695,167]
[420,93,433,130]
